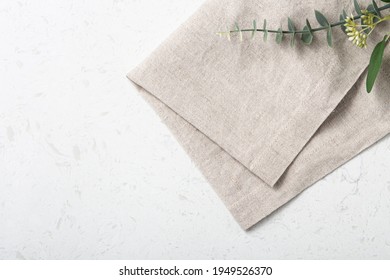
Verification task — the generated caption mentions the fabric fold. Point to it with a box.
[128,0,390,229]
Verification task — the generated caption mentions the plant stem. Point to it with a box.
[227,3,390,35]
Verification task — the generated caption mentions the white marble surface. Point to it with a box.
[0,0,390,260]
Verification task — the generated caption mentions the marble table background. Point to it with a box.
[0,0,389,260]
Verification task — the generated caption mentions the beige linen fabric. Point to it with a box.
[128,0,390,229]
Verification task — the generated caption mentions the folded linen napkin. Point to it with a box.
[128,0,390,230]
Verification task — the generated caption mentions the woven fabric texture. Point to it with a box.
[128,0,390,229]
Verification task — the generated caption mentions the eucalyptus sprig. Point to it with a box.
[218,0,390,93]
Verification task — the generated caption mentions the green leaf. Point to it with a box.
[340,14,347,34]
[288,17,295,32]
[251,20,257,39]
[235,22,243,42]
[315,11,332,47]
[366,36,387,93]
[381,0,390,3]
[367,4,380,23]
[276,27,283,44]
[290,38,295,47]
[367,3,375,13]
[288,17,296,47]
[306,19,313,32]
[301,26,313,44]
[263,19,268,42]
[327,27,333,47]
[372,1,382,17]
[301,19,314,45]
[315,10,330,27]
[354,0,362,15]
